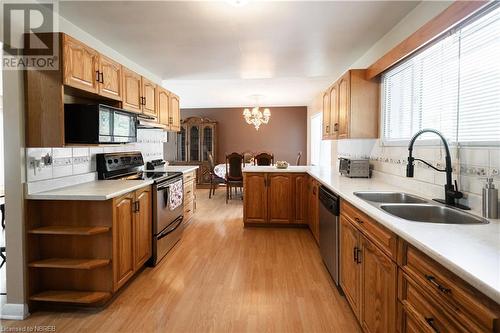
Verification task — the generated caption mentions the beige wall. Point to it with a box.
[181,107,307,165]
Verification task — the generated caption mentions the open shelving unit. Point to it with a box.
[26,200,114,307]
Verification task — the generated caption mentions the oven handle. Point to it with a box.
[157,216,184,240]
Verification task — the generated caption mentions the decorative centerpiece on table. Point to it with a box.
[275,161,289,169]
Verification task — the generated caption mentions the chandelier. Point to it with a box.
[243,106,271,130]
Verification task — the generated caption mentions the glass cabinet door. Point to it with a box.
[177,127,186,161]
[202,125,214,161]
[189,125,200,161]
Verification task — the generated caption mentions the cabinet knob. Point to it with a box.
[354,217,363,224]
[334,123,339,131]
[424,317,440,333]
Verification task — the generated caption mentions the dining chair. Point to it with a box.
[225,152,244,204]
[296,151,302,166]
[254,152,274,166]
[208,152,226,199]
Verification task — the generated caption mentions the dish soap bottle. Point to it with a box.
[482,178,498,219]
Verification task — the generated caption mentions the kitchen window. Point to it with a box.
[381,3,500,146]
[310,113,331,166]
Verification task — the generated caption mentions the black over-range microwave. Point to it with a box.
[65,104,137,144]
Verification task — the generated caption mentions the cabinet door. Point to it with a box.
[158,88,170,128]
[202,125,215,162]
[360,234,397,333]
[309,180,319,243]
[340,215,361,320]
[142,77,158,119]
[268,174,292,224]
[122,67,143,113]
[293,174,307,224]
[338,72,351,139]
[113,193,135,290]
[322,90,331,139]
[329,84,339,139]
[134,188,152,270]
[98,55,122,101]
[63,35,99,94]
[170,94,181,131]
[244,173,268,223]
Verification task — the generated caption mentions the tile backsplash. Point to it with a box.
[25,129,167,191]
[336,139,500,213]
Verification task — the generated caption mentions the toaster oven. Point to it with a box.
[339,158,371,178]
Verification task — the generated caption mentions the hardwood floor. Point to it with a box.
[1,189,361,332]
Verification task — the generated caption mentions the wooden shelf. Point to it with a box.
[29,258,110,270]
[30,290,111,304]
[28,226,110,236]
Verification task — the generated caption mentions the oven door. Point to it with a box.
[153,178,184,234]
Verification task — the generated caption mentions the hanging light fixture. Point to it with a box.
[243,95,271,130]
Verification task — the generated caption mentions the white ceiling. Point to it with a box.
[59,1,420,108]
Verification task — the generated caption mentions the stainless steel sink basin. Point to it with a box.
[380,204,489,224]
[354,191,428,204]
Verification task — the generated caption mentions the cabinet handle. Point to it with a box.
[425,317,440,333]
[356,248,362,264]
[425,275,451,294]
[325,125,329,133]
[334,123,339,132]
[99,72,104,84]
[95,70,100,82]
[353,247,358,262]
[354,217,363,224]
[313,187,316,195]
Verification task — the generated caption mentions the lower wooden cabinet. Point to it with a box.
[113,186,151,291]
[308,177,320,243]
[340,208,397,333]
[183,171,197,224]
[244,173,309,225]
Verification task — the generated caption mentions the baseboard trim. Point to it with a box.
[1,302,30,320]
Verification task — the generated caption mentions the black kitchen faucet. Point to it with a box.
[406,128,470,210]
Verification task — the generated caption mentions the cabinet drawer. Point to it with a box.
[184,180,195,202]
[184,200,194,222]
[401,243,499,332]
[399,271,467,333]
[341,201,397,259]
[183,171,196,183]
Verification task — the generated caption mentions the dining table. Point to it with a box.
[214,163,248,179]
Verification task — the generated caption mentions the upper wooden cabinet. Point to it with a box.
[122,67,143,114]
[141,77,158,119]
[322,69,379,140]
[170,93,181,131]
[63,34,99,94]
[98,55,122,101]
[158,87,170,127]
[26,33,182,147]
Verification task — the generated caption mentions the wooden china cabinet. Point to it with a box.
[171,117,217,187]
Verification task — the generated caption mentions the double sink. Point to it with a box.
[354,191,489,225]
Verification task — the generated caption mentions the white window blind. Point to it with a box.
[382,4,500,145]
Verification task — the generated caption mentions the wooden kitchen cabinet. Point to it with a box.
[113,193,135,290]
[122,67,143,114]
[322,69,379,140]
[340,203,397,333]
[293,174,308,224]
[133,187,152,270]
[268,174,293,223]
[360,234,397,333]
[308,177,320,243]
[98,55,122,101]
[158,87,170,128]
[141,77,158,119]
[170,93,181,131]
[243,172,308,225]
[340,215,361,320]
[63,34,99,94]
[243,173,268,223]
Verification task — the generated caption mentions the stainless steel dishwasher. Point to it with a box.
[319,185,340,285]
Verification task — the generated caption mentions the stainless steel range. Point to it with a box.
[96,151,184,266]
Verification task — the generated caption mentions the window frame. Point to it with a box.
[380,3,500,148]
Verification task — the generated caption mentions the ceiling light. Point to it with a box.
[227,0,249,7]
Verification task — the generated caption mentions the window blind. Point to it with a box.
[382,4,500,145]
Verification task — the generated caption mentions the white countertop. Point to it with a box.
[244,165,500,304]
[26,165,198,201]
[26,179,154,201]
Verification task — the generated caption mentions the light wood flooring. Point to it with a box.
[1,189,361,332]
